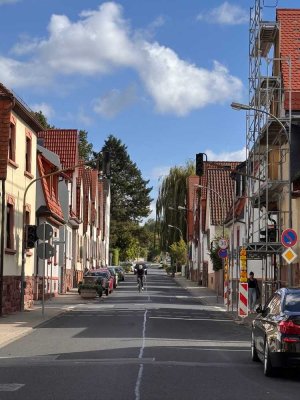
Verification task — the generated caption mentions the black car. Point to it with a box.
[251,288,300,376]
[115,266,125,281]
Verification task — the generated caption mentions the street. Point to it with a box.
[0,268,299,400]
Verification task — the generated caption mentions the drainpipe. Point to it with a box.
[0,179,5,317]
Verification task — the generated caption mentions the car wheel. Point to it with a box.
[264,340,275,377]
[251,331,259,362]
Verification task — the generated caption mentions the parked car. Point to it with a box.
[97,268,114,295]
[83,269,113,296]
[115,266,125,281]
[251,287,300,376]
[78,271,107,297]
[107,266,119,288]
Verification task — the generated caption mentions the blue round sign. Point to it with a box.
[218,249,228,258]
[281,229,298,248]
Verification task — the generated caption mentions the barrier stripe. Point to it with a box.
[238,283,248,318]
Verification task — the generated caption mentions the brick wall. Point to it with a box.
[2,275,35,315]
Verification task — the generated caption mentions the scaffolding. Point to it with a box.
[245,0,291,293]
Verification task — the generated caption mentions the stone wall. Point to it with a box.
[2,275,35,315]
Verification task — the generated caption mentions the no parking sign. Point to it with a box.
[281,229,298,248]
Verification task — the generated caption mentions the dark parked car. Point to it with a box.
[78,271,107,297]
[83,269,113,296]
[251,287,300,376]
[115,266,125,281]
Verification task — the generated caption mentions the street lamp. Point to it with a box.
[231,101,292,285]
[168,224,183,240]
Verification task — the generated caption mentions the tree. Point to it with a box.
[78,130,93,161]
[169,239,187,272]
[32,110,55,129]
[95,135,152,222]
[94,135,152,258]
[156,161,195,251]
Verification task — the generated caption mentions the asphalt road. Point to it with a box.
[0,268,299,400]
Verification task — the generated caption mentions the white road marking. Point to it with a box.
[149,316,232,322]
[0,384,25,391]
[135,309,148,400]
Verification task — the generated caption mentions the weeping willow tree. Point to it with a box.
[156,161,195,252]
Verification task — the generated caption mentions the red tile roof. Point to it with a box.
[38,130,79,176]
[186,161,240,235]
[207,168,237,226]
[277,9,300,110]
[37,153,64,224]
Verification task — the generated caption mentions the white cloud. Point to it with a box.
[30,102,55,119]
[93,85,137,118]
[197,2,248,25]
[204,146,246,161]
[138,43,243,115]
[0,0,20,5]
[0,2,243,116]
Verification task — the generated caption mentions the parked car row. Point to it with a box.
[78,266,126,298]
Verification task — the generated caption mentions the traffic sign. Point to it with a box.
[282,248,297,264]
[218,249,228,258]
[37,243,55,260]
[281,229,298,248]
[218,238,228,250]
[36,224,53,241]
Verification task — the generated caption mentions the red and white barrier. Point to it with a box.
[238,282,248,318]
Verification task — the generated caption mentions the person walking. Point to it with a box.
[248,271,259,313]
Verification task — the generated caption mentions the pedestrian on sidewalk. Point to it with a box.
[248,271,259,313]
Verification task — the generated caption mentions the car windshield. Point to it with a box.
[283,293,300,312]
[87,272,107,278]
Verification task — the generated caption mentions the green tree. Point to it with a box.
[156,161,195,251]
[169,239,187,272]
[78,130,93,161]
[112,248,120,266]
[32,110,55,129]
[95,135,152,222]
[93,135,152,261]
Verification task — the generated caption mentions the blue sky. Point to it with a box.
[0,0,299,218]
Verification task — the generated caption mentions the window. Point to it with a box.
[6,197,15,251]
[284,293,300,312]
[25,136,32,173]
[8,122,16,162]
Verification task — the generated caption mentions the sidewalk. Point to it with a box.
[0,289,82,349]
[174,274,256,328]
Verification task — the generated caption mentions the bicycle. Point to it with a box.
[137,276,144,292]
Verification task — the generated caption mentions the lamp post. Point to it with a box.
[167,224,183,240]
[231,101,292,286]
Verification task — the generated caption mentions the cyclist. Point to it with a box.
[135,264,147,290]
